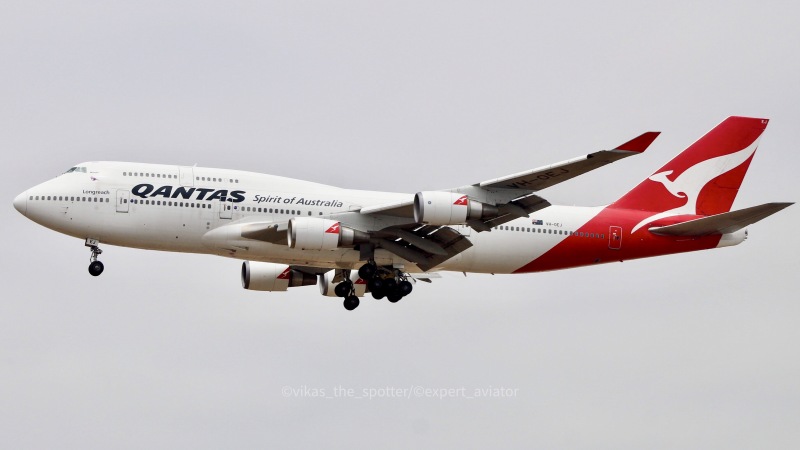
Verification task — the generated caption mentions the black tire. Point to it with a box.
[88,260,104,277]
[343,295,360,311]
[383,278,397,291]
[367,277,384,293]
[387,292,402,303]
[398,280,413,296]
[334,281,351,298]
[371,291,385,300]
[358,263,376,280]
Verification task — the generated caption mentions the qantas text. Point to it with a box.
[132,184,246,203]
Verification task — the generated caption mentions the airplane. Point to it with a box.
[12,116,792,310]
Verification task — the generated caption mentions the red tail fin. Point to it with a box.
[611,117,768,221]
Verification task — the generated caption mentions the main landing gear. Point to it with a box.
[86,239,104,277]
[332,279,360,311]
[333,262,414,310]
[332,276,360,311]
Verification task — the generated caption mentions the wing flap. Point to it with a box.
[374,225,473,271]
[649,202,793,236]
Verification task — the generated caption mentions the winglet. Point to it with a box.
[616,131,660,153]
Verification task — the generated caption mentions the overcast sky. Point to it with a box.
[2,1,799,448]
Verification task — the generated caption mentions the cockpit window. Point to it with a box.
[63,167,88,174]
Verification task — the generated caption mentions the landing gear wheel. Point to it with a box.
[343,295,360,311]
[334,281,352,298]
[398,280,413,296]
[358,262,377,280]
[87,241,104,277]
[383,278,397,291]
[371,291,385,300]
[367,278,384,293]
[387,292,402,303]
[88,260,105,277]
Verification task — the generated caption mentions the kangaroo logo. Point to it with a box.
[325,222,340,234]
[631,139,759,233]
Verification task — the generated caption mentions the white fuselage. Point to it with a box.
[15,162,605,274]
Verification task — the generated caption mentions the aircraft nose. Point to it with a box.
[13,191,27,216]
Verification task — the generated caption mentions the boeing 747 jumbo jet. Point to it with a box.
[12,117,792,310]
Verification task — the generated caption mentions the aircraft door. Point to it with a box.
[179,167,194,187]
[609,226,622,250]
[219,201,232,219]
[116,190,130,213]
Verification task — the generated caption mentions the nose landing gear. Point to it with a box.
[85,238,104,277]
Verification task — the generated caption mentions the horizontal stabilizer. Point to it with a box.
[649,202,793,237]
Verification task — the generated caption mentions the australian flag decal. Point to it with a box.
[532,219,543,225]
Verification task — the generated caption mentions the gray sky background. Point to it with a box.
[2,1,799,448]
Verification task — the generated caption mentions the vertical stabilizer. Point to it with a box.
[610,116,768,232]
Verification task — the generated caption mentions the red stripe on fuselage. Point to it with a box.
[513,206,722,273]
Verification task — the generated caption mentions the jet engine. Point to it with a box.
[287,217,369,250]
[413,191,499,225]
[241,261,316,291]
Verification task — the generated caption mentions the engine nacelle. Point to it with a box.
[241,261,316,291]
[287,217,370,250]
[413,191,499,225]
[319,271,367,297]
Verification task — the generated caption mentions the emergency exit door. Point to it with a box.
[219,201,232,219]
[609,226,622,250]
[116,190,130,213]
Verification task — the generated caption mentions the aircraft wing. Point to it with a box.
[478,131,660,191]
[359,130,659,226]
